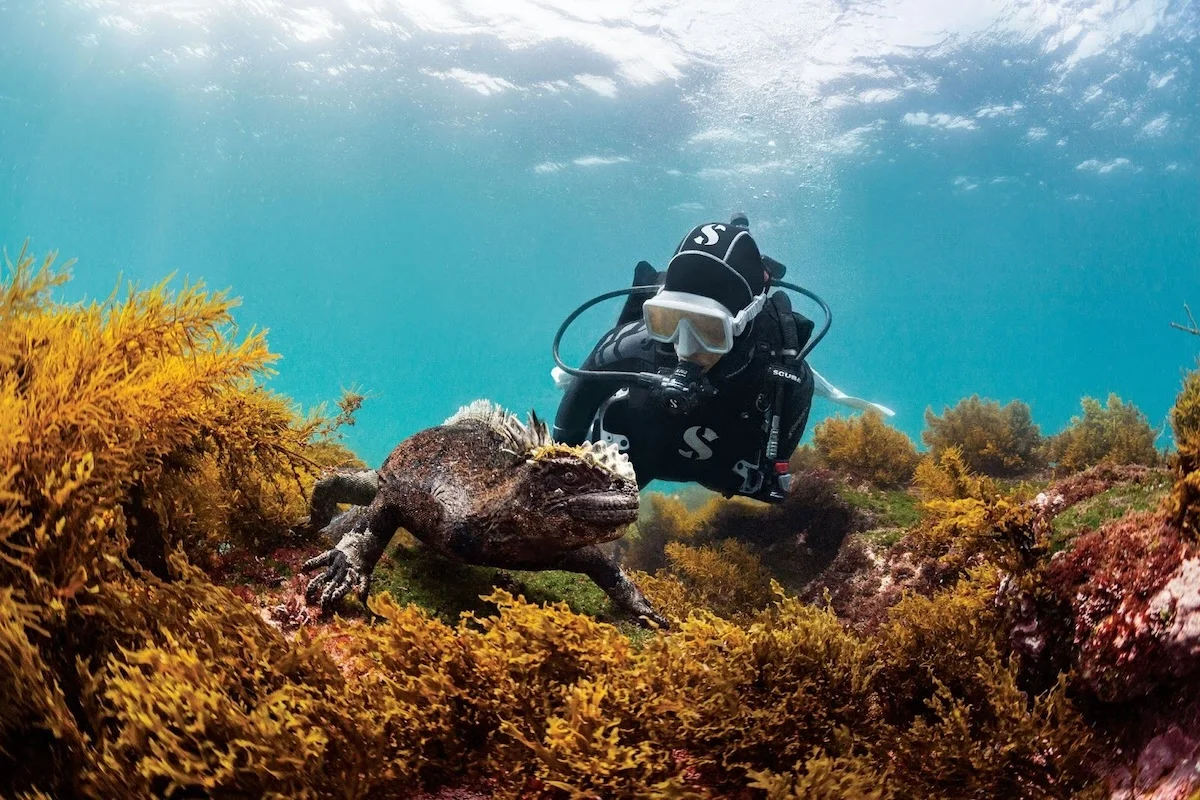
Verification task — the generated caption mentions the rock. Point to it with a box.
[258,574,314,635]
[1108,725,1200,800]
[1042,511,1198,702]
[1148,558,1200,669]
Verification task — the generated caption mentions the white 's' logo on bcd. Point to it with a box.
[679,426,718,460]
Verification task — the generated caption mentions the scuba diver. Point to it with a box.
[551,213,892,503]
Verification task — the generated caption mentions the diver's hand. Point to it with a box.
[302,528,381,613]
[742,475,791,505]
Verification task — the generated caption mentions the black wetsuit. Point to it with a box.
[553,267,816,501]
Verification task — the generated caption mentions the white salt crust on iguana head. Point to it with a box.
[444,399,636,484]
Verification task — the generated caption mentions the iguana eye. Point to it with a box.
[561,470,579,485]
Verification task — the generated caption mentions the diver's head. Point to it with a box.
[642,221,769,369]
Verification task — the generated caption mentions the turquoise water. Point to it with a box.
[2,0,1197,468]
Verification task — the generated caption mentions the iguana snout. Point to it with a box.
[545,488,639,525]
[517,446,639,535]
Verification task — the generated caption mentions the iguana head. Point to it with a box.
[444,400,640,549]
[517,441,639,538]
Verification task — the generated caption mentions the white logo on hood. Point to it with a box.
[693,224,726,246]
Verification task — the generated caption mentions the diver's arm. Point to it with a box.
[777,308,816,456]
[553,366,615,445]
[780,361,815,458]
[552,322,664,445]
[614,261,663,327]
[731,299,816,502]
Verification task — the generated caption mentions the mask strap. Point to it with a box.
[731,291,768,336]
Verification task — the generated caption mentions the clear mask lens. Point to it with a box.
[643,301,732,352]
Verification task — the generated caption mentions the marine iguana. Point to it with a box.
[300,400,667,628]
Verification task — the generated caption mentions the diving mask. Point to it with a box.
[642,290,767,355]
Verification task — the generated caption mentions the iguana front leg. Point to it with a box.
[303,502,401,613]
[294,469,380,537]
[553,545,669,630]
[302,478,443,615]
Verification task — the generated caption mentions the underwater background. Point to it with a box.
[1,0,1197,469]
[7,4,1200,798]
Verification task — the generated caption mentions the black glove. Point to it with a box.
[746,469,792,504]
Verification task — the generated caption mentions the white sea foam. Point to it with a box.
[1076,157,1132,174]
[64,0,1196,185]
[904,112,978,131]
[1141,112,1170,136]
[572,155,631,167]
[422,68,518,96]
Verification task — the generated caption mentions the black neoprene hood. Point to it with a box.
[664,223,766,315]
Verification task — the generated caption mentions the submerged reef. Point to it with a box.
[2,245,1199,798]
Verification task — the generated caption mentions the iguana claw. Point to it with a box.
[303,548,371,614]
[291,515,320,539]
[636,605,670,630]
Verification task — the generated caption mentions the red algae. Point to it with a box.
[1043,511,1196,702]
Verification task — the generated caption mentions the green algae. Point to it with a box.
[1049,473,1173,552]
[839,485,923,529]
[369,536,619,626]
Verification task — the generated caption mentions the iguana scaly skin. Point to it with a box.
[301,400,666,628]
